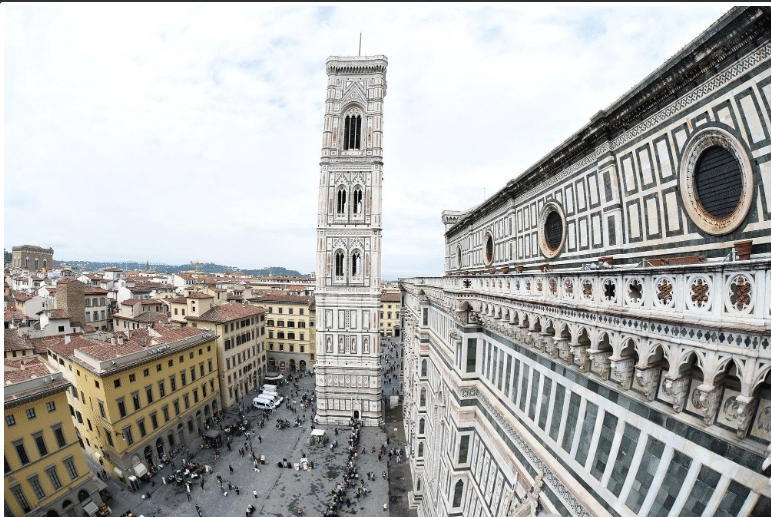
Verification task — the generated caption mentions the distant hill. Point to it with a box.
[54,260,309,278]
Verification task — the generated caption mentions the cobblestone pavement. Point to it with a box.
[85,338,414,517]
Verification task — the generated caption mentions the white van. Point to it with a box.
[253,398,273,410]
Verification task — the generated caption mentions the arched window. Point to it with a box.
[419,418,425,434]
[43,260,47,270]
[35,258,39,270]
[416,478,422,491]
[352,188,363,215]
[337,189,347,214]
[335,251,345,278]
[452,480,464,507]
[420,387,426,407]
[25,257,29,268]
[421,359,427,377]
[351,251,361,277]
[344,113,362,150]
[418,442,424,457]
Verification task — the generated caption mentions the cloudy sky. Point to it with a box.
[5,4,731,279]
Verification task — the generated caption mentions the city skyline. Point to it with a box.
[5,4,731,278]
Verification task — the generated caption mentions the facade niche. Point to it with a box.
[344,113,362,150]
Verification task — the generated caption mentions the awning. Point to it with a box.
[114,467,124,478]
[133,463,148,477]
[204,429,221,439]
[93,451,101,460]
[311,429,326,436]
[84,501,100,515]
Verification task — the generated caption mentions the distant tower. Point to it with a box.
[314,55,388,426]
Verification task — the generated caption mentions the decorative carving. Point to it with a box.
[609,356,635,390]
[589,350,611,380]
[635,365,661,401]
[691,278,709,308]
[565,280,574,297]
[735,395,758,440]
[729,275,752,312]
[657,278,673,305]
[627,278,643,306]
[693,383,721,426]
[536,281,543,292]
[582,280,592,298]
[663,376,690,412]
[549,279,557,295]
[571,344,590,372]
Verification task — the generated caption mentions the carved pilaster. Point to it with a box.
[609,356,635,390]
[635,364,661,401]
[735,395,758,440]
[664,376,690,413]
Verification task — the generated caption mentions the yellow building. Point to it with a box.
[5,355,104,517]
[47,325,220,483]
[380,292,401,337]
[186,302,266,409]
[168,291,215,327]
[84,286,110,331]
[248,294,316,373]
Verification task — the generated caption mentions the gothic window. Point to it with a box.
[337,188,347,215]
[335,251,345,278]
[343,113,362,150]
[352,187,363,215]
[483,232,494,266]
[452,480,464,507]
[351,250,361,277]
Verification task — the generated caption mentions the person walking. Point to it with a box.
[195,504,202,517]
[254,490,258,499]
[186,491,191,501]
[229,464,234,474]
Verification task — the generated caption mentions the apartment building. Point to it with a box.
[249,294,316,373]
[47,325,220,483]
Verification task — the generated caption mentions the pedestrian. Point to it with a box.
[235,486,240,496]
[382,471,387,480]
[187,491,191,501]
[201,479,205,489]
[258,435,262,443]
[151,477,155,487]
[195,504,202,517]
[378,452,382,462]
[254,490,258,499]
[229,464,234,474]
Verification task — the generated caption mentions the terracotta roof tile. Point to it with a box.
[38,309,72,319]
[381,293,401,302]
[3,356,54,385]
[187,302,265,324]
[4,329,31,351]
[84,286,109,294]
[187,292,214,299]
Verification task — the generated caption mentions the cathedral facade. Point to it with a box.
[401,7,771,517]
[314,55,387,426]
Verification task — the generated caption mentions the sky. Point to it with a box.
[4,4,732,279]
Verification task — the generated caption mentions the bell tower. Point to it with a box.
[314,55,388,426]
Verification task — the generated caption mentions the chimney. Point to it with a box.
[118,337,124,345]
[111,338,116,345]
[64,335,71,344]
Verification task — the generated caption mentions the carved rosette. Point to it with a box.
[664,376,690,413]
[694,383,721,426]
[609,356,635,390]
[735,394,758,440]
[635,365,661,401]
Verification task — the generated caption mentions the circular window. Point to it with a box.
[538,202,566,259]
[680,128,753,236]
[483,232,494,266]
[545,211,563,250]
[694,146,743,218]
